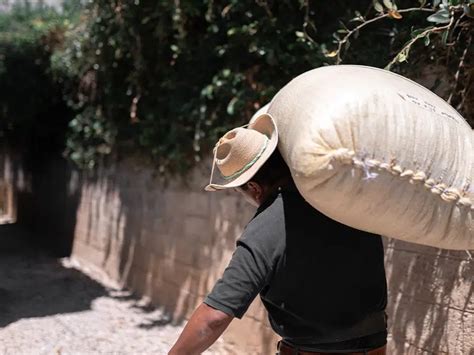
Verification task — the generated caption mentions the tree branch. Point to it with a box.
[448,31,472,104]
[335,7,435,64]
[385,14,455,70]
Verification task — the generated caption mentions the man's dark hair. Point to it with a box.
[248,148,291,188]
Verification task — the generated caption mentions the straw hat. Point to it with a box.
[205,113,278,191]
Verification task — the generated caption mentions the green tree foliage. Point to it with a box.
[1,1,472,172]
[0,1,80,156]
[331,0,473,125]
[53,0,333,171]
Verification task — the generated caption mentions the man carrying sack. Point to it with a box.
[169,114,388,355]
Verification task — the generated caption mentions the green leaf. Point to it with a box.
[441,30,449,44]
[427,8,451,24]
[227,27,237,36]
[349,15,365,23]
[226,97,238,115]
[424,35,430,46]
[397,52,407,63]
[383,0,394,9]
[373,0,384,13]
[464,3,474,18]
[344,40,351,51]
[222,68,231,77]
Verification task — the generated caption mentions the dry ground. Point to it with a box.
[0,224,235,355]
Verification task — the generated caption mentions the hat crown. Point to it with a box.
[215,127,269,178]
[205,113,278,192]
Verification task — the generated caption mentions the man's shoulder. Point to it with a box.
[239,193,286,246]
[256,191,285,220]
[246,188,309,228]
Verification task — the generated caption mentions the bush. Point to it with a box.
[2,1,472,172]
[0,1,80,159]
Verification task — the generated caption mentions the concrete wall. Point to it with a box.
[0,152,16,223]
[7,153,473,354]
[6,150,80,256]
[69,158,279,354]
[384,239,473,354]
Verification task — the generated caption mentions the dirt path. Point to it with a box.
[0,226,234,355]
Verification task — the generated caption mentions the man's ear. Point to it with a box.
[246,181,263,198]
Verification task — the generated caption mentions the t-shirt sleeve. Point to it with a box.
[204,197,285,319]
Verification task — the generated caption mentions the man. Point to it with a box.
[169,114,387,355]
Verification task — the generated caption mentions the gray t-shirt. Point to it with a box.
[204,186,387,350]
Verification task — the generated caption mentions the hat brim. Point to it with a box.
[205,113,278,192]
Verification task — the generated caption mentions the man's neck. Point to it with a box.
[260,176,292,203]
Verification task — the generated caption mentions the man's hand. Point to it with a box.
[168,303,233,355]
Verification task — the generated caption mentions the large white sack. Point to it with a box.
[263,65,473,250]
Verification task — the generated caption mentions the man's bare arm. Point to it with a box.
[168,303,233,355]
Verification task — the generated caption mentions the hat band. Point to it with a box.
[222,138,269,181]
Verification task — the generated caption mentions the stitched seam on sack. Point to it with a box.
[328,148,473,209]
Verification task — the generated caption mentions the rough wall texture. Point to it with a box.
[0,152,16,223]
[7,153,473,354]
[69,158,279,354]
[384,240,473,354]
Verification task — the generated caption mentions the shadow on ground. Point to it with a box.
[0,223,107,328]
[0,223,175,332]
